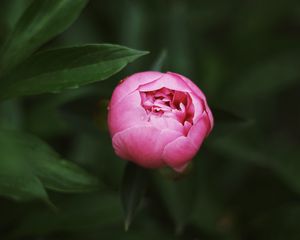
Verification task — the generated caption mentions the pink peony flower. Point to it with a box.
[107,71,213,172]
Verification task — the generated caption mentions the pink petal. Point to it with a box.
[183,121,192,135]
[138,73,192,93]
[167,72,214,128]
[187,112,211,146]
[112,126,181,168]
[108,91,147,136]
[167,72,206,100]
[110,71,163,108]
[189,92,205,122]
[162,136,198,172]
[205,107,214,132]
[172,91,187,107]
[149,115,184,133]
[172,108,186,123]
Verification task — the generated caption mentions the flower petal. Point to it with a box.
[167,72,214,128]
[108,91,147,136]
[205,108,214,132]
[112,126,182,168]
[162,136,198,172]
[167,72,206,99]
[150,115,184,133]
[138,72,192,93]
[189,92,204,122]
[110,71,163,108]
[187,112,210,146]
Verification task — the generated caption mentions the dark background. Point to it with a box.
[0,0,300,239]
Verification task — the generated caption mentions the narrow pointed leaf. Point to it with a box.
[121,163,148,231]
[0,44,148,99]
[0,129,100,201]
[210,107,251,136]
[0,0,88,75]
[0,130,49,201]
[12,193,122,237]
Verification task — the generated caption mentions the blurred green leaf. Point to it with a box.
[151,49,167,71]
[154,169,196,234]
[269,145,300,195]
[250,203,300,240]
[69,132,125,190]
[0,129,100,201]
[0,130,49,202]
[0,100,23,130]
[207,129,268,167]
[189,154,245,238]
[0,44,148,100]
[63,216,173,240]
[12,192,123,237]
[0,0,88,76]
[227,52,300,103]
[210,107,251,136]
[32,156,100,193]
[0,0,33,30]
[121,163,148,231]
[0,172,49,203]
[212,107,245,124]
[25,87,97,137]
[208,128,300,195]
[0,0,33,48]
[166,1,191,74]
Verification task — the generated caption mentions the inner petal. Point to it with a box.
[139,87,195,129]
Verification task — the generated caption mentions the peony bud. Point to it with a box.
[107,71,213,172]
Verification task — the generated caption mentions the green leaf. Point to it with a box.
[0,100,23,130]
[0,168,49,203]
[207,129,269,168]
[210,107,251,137]
[212,107,245,124]
[190,154,242,236]
[154,170,196,234]
[269,146,300,195]
[12,192,123,237]
[0,0,88,76]
[121,162,149,231]
[0,44,148,100]
[226,52,300,103]
[32,157,100,193]
[0,129,100,201]
[0,0,33,31]
[25,87,99,137]
[208,128,300,194]
[0,130,49,202]
[250,203,300,240]
[151,49,167,71]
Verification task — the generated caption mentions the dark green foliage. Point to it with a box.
[0,128,100,202]
[0,44,148,99]
[0,0,299,239]
[121,163,149,231]
[0,0,88,76]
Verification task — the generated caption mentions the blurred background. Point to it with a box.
[0,0,300,239]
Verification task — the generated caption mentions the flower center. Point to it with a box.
[140,87,194,124]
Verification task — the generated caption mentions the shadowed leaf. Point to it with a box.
[0,0,88,76]
[0,44,148,99]
[121,162,148,231]
[0,129,100,201]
